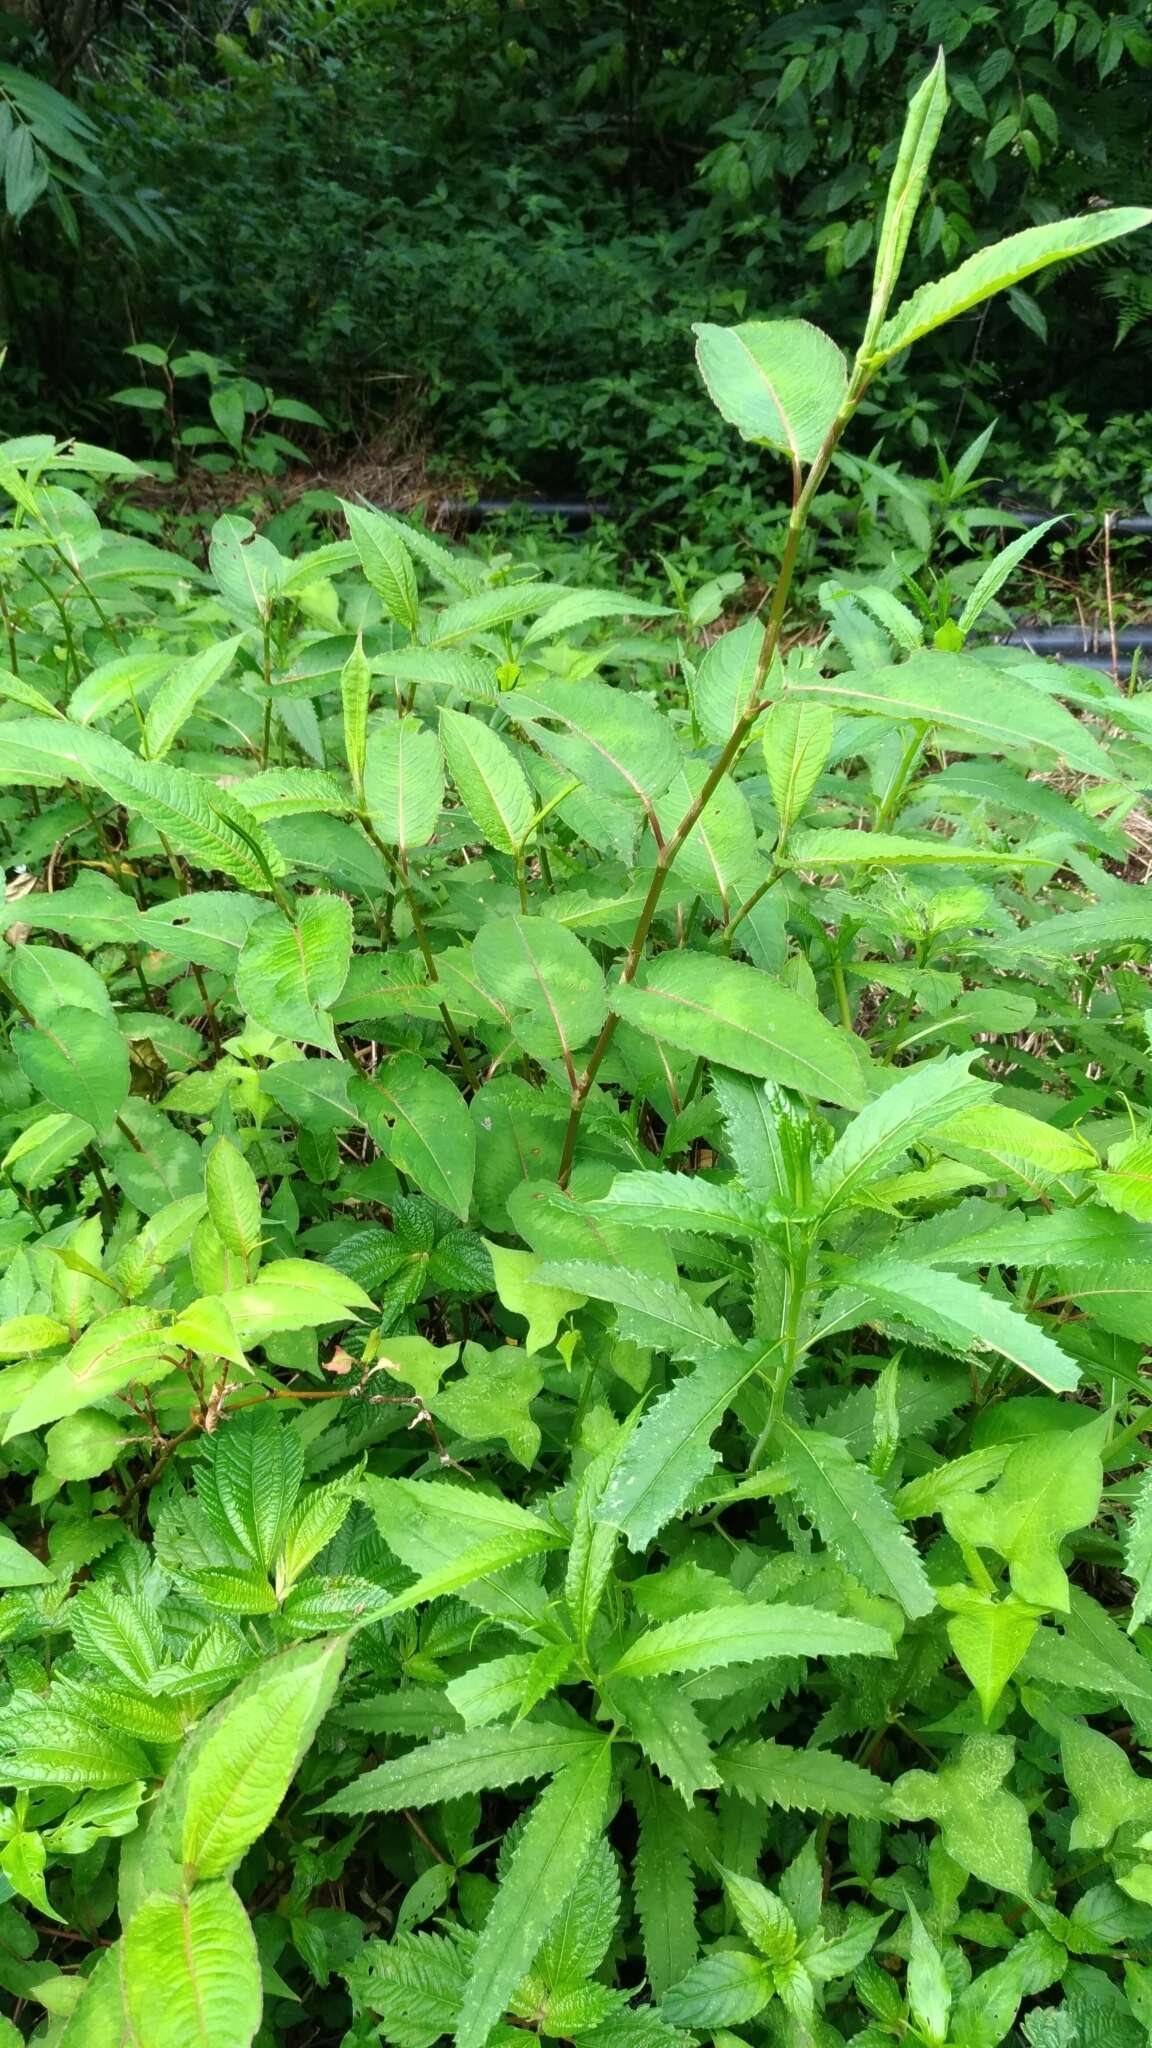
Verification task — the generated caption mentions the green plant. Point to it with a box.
[108,342,329,481]
[0,55,1151,2047]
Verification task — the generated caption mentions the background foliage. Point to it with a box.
[1,0,1151,536]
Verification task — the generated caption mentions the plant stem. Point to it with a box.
[557,371,874,1186]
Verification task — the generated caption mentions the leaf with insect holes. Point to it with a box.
[943,1414,1107,1611]
[350,1054,475,1220]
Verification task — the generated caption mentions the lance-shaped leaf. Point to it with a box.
[595,1346,767,1550]
[457,1742,613,2048]
[320,1721,605,1816]
[873,206,1152,363]
[210,1409,303,1572]
[0,716,281,890]
[342,500,420,629]
[864,51,948,347]
[440,705,535,853]
[777,1425,935,1619]
[631,1771,699,1993]
[610,1602,892,1679]
[693,319,847,462]
[611,953,867,1108]
[764,697,834,838]
[825,1258,1081,1394]
[4,1308,179,1440]
[784,654,1112,776]
[810,1054,993,1218]
[718,1737,888,1818]
[363,715,443,846]
[143,635,244,761]
[204,1136,262,1264]
[340,634,371,799]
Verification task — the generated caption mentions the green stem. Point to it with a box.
[831,953,853,1034]
[396,845,477,1091]
[747,1237,812,1470]
[875,722,927,829]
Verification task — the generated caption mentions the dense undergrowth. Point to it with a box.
[3,55,1152,2048]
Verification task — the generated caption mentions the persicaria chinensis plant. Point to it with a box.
[0,53,1150,2048]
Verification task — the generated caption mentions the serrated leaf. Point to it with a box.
[874,207,1152,361]
[764,697,834,836]
[1125,1468,1152,1634]
[811,1055,993,1218]
[343,501,420,629]
[827,1258,1081,1393]
[609,1678,719,1800]
[321,1721,604,1816]
[0,716,282,889]
[611,1602,891,1678]
[778,1425,935,1618]
[143,635,243,760]
[717,1737,888,1817]
[122,1878,262,2048]
[4,1308,179,1440]
[457,1741,612,2048]
[212,1410,303,1572]
[596,1345,766,1550]
[631,1772,699,1996]
[204,1136,262,1262]
[472,914,607,1069]
[508,678,680,806]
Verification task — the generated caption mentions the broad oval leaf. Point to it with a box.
[693,319,848,462]
[472,914,607,1069]
[234,892,353,1051]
